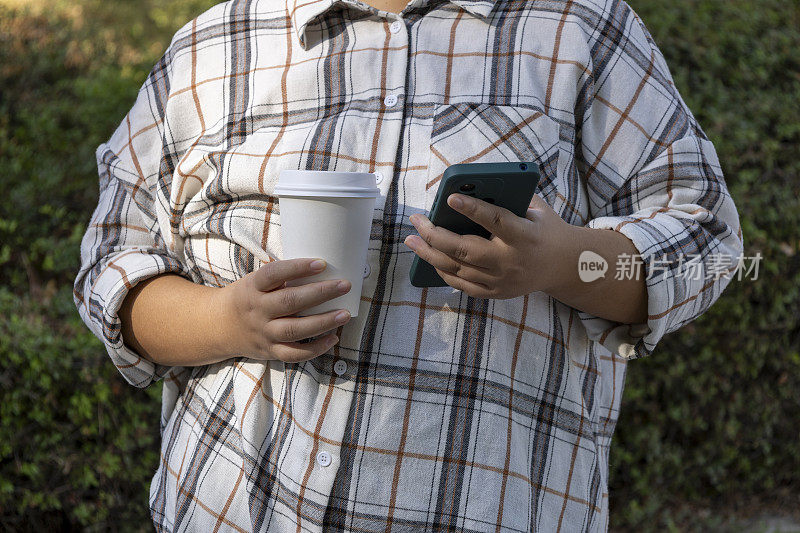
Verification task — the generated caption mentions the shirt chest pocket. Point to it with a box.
[423,102,586,225]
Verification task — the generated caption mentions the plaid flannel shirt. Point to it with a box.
[73,0,743,530]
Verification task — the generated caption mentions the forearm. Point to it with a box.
[545,224,648,325]
[118,274,230,367]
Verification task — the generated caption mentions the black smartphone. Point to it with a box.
[409,161,540,288]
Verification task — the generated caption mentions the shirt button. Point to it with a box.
[374,172,384,185]
[384,94,398,107]
[333,359,347,376]
[390,20,403,33]
[363,263,371,278]
[316,450,332,468]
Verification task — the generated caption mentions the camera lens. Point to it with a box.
[520,163,528,171]
[459,183,476,192]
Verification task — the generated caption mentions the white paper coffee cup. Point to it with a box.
[274,170,380,318]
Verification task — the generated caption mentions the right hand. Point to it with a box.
[217,258,353,362]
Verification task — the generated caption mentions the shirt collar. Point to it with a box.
[288,0,499,49]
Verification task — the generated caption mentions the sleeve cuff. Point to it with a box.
[577,210,741,360]
[76,248,193,388]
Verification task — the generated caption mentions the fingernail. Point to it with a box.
[335,311,350,322]
[311,259,326,271]
[404,236,417,250]
[337,280,350,291]
[449,195,463,208]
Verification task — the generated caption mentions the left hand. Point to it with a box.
[404,192,573,299]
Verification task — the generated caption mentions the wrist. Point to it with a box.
[540,222,585,295]
[203,285,236,364]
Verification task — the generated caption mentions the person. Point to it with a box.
[73,0,743,530]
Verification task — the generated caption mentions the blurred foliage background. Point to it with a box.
[0,0,797,531]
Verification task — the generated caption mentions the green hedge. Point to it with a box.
[609,1,800,529]
[0,4,218,530]
[0,0,797,530]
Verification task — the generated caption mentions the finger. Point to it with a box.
[271,333,340,363]
[267,309,352,343]
[264,278,352,318]
[408,213,494,268]
[405,234,498,287]
[435,267,495,299]
[446,193,522,241]
[526,194,555,220]
[252,258,329,292]
[528,193,549,210]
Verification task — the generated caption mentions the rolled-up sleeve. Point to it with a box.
[73,51,193,388]
[575,3,744,360]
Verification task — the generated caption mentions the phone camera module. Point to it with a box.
[519,163,528,171]
[459,183,476,192]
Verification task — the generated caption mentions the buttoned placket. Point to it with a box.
[297,8,411,531]
[344,8,409,345]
